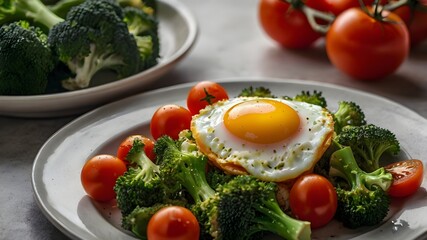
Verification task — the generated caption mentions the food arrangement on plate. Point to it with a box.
[79,81,424,240]
[0,0,159,95]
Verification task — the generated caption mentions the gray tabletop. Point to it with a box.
[1,0,427,239]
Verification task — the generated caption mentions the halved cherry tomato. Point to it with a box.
[326,7,409,80]
[81,154,127,202]
[150,104,192,140]
[384,159,424,198]
[258,0,321,49]
[187,81,229,115]
[147,206,200,240]
[117,135,156,162]
[289,173,337,229]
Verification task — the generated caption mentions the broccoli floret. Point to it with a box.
[333,101,367,133]
[48,0,141,90]
[123,6,159,70]
[238,86,276,98]
[195,175,311,240]
[114,138,166,216]
[206,165,236,190]
[0,21,55,95]
[154,135,216,204]
[290,90,327,108]
[0,0,63,30]
[329,146,392,228]
[336,124,400,172]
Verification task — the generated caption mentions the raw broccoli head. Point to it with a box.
[154,135,216,204]
[238,86,276,98]
[333,101,366,133]
[48,0,141,90]
[195,175,311,240]
[0,21,55,95]
[329,147,392,228]
[123,6,159,70]
[336,124,400,172]
[291,90,327,108]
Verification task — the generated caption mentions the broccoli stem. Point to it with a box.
[127,138,159,181]
[176,153,216,203]
[249,193,311,240]
[63,44,126,90]
[330,147,392,191]
[17,0,63,29]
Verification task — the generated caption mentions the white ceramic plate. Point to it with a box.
[32,78,427,240]
[0,0,198,118]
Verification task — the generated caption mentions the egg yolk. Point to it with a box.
[224,99,300,144]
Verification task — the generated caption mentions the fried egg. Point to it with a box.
[191,97,334,182]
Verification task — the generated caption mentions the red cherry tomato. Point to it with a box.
[81,154,127,202]
[187,81,229,115]
[393,5,427,46]
[385,159,424,198]
[326,7,409,80]
[117,135,156,162]
[150,104,192,140]
[147,206,200,240]
[289,174,337,229]
[258,0,321,49]
[324,0,388,16]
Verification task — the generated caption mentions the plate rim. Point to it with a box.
[32,77,427,240]
[0,0,198,117]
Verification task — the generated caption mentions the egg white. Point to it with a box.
[191,97,334,182]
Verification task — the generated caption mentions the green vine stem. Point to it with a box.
[281,0,335,35]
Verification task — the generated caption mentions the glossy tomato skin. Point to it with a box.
[326,8,409,81]
[187,81,229,115]
[81,154,127,202]
[289,174,337,229]
[117,135,156,162]
[150,104,192,140]
[258,0,321,49]
[324,0,387,16]
[147,206,200,240]
[385,159,424,198]
[393,6,427,46]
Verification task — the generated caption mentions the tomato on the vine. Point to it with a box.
[324,0,388,16]
[150,104,192,140]
[81,154,127,202]
[393,5,427,46]
[326,7,409,80]
[385,159,424,198]
[147,206,200,240]
[117,135,156,162]
[289,173,337,229]
[258,0,321,49]
[187,81,229,115]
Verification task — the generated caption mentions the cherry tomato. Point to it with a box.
[187,81,229,115]
[117,135,156,162]
[258,0,321,49]
[150,104,192,140]
[326,7,409,81]
[147,206,200,240]
[289,173,337,229]
[81,154,127,202]
[324,0,388,16]
[385,159,424,198]
[393,5,427,46]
